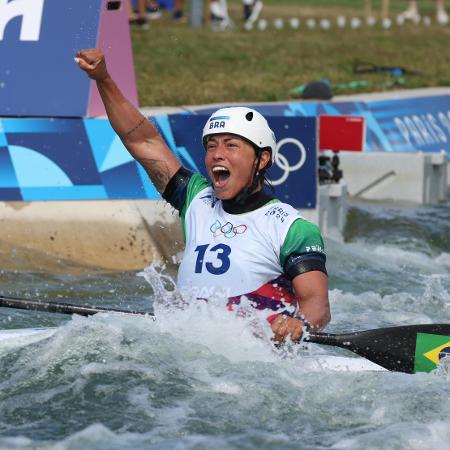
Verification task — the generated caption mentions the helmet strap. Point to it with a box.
[234,149,264,205]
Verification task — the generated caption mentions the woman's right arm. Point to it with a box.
[75,48,181,194]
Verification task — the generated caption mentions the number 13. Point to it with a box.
[194,244,231,275]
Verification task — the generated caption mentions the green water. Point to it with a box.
[0,201,449,450]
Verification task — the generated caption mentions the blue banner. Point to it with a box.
[2,93,447,203]
[195,94,450,157]
[0,0,101,117]
[195,102,389,154]
[368,95,450,153]
[0,115,318,207]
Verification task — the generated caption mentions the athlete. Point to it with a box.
[75,48,331,343]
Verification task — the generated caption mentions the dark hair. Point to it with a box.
[253,146,273,190]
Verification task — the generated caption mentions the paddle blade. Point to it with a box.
[306,324,450,374]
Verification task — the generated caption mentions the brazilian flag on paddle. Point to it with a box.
[415,333,450,373]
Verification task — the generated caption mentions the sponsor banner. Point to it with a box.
[195,102,389,154]
[195,94,450,157]
[0,115,318,208]
[0,117,154,201]
[0,0,99,116]
[0,0,137,117]
[281,98,450,154]
[368,95,450,153]
[277,102,393,153]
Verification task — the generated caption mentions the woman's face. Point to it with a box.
[204,134,270,200]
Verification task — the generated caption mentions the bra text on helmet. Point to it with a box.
[209,121,226,130]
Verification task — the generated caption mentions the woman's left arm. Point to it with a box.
[270,271,330,343]
[292,270,330,330]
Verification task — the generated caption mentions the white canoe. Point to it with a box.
[0,327,57,352]
[300,355,386,372]
[0,327,386,372]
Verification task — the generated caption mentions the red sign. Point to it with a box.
[319,115,365,152]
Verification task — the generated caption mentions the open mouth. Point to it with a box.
[211,166,231,189]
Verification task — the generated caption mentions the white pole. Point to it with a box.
[190,0,204,28]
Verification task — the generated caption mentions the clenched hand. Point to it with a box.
[75,48,109,82]
[271,315,304,343]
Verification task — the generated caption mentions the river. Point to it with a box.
[0,200,449,450]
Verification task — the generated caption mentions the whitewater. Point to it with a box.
[0,201,449,450]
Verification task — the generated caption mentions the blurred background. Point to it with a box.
[126,0,450,106]
[0,3,449,448]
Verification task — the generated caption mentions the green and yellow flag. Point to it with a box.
[414,333,450,373]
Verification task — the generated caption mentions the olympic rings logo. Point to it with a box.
[271,138,307,186]
[210,220,247,239]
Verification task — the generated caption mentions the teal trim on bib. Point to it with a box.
[280,219,325,267]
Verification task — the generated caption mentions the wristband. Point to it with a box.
[295,314,311,331]
[266,311,291,324]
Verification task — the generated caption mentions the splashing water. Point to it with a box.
[138,262,287,363]
[0,201,449,449]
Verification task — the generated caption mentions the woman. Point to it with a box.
[75,48,331,343]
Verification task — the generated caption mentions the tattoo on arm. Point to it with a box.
[140,158,172,193]
[125,117,146,137]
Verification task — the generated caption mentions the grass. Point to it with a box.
[130,0,450,106]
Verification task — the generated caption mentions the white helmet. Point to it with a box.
[202,107,277,164]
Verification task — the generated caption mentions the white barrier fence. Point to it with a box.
[338,151,447,204]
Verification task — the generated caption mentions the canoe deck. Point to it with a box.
[0,327,386,372]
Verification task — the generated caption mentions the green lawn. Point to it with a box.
[130,0,450,106]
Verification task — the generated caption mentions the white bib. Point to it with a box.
[177,187,301,299]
